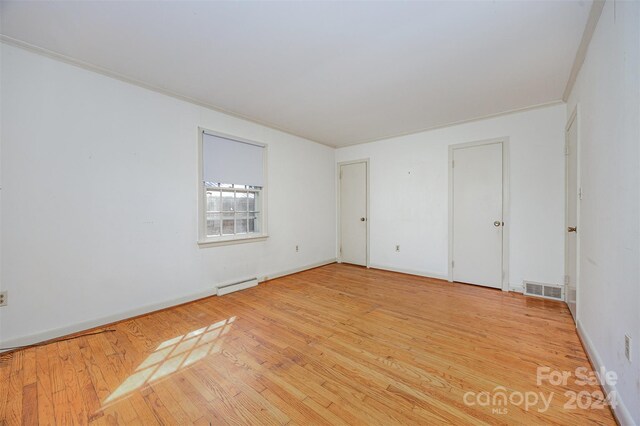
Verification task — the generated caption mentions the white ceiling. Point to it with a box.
[1,1,590,147]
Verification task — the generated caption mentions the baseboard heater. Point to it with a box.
[217,278,258,296]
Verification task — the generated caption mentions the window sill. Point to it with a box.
[197,234,269,248]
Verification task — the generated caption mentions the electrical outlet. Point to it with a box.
[625,335,631,361]
[295,245,299,252]
[0,291,7,307]
[395,245,400,252]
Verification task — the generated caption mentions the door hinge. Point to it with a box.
[564,275,570,285]
[339,245,342,254]
[565,145,570,156]
[578,187,583,200]
[451,260,455,268]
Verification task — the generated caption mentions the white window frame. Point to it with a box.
[197,127,268,247]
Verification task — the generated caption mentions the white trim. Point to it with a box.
[509,284,524,293]
[369,264,448,281]
[565,105,581,322]
[562,1,606,101]
[260,258,336,282]
[198,234,269,248]
[0,37,332,148]
[577,321,635,426]
[448,137,511,291]
[201,128,267,149]
[197,127,269,247]
[0,37,565,150]
[0,287,217,351]
[0,258,337,351]
[336,101,563,148]
[337,159,370,268]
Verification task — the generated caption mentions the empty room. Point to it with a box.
[0,0,638,424]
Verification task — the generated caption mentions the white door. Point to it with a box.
[452,142,503,288]
[566,115,579,321]
[340,162,367,266]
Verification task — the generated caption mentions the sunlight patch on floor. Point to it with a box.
[103,316,236,405]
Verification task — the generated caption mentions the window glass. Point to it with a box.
[249,212,261,233]
[222,213,235,235]
[206,213,221,236]
[236,212,248,234]
[206,190,221,212]
[248,192,256,212]
[221,191,235,212]
[235,192,248,212]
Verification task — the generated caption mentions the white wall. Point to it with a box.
[566,1,639,423]
[0,43,336,346]
[336,104,566,289]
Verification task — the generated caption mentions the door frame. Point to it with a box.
[448,137,511,291]
[337,159,370,267]
[565,105,581,321]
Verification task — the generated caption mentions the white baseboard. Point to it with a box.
[368,263,448,281]
[0,258,336,351]
[0,287,218,351]
[577,320,635,425]
[509,284,524,293]
[260,258,336,282]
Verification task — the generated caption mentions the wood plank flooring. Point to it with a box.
[0,264,615,425]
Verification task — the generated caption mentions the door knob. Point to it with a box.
[360,217,366,222]
[494,221,501,227]
[568,226,577,233]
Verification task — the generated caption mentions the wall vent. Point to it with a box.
[217,278,258,296]
[523,281,564,301]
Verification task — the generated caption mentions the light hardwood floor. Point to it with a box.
[0,264,615,425]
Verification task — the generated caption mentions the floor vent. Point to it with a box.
[217,278,258,296]
[523,281,564,301]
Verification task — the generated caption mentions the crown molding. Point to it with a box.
[0,35,334,148]
[1,34,570,150]
[338,100,565,148]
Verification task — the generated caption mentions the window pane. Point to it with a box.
[248,192,256,212]
[248,212,260,233]
[221,191,235,211]
[235,192,248,212]
[236,212,248,234]
[206,213,221,236]
[206,190,221,212]
[222,213,235,235]
[203,186,261,239]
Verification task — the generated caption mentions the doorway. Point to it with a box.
[565,108,579,322]
[449,139,509,289]
[339,160,368,266]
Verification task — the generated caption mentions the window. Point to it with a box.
[205,183,261,236]
[198,129,267,246]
